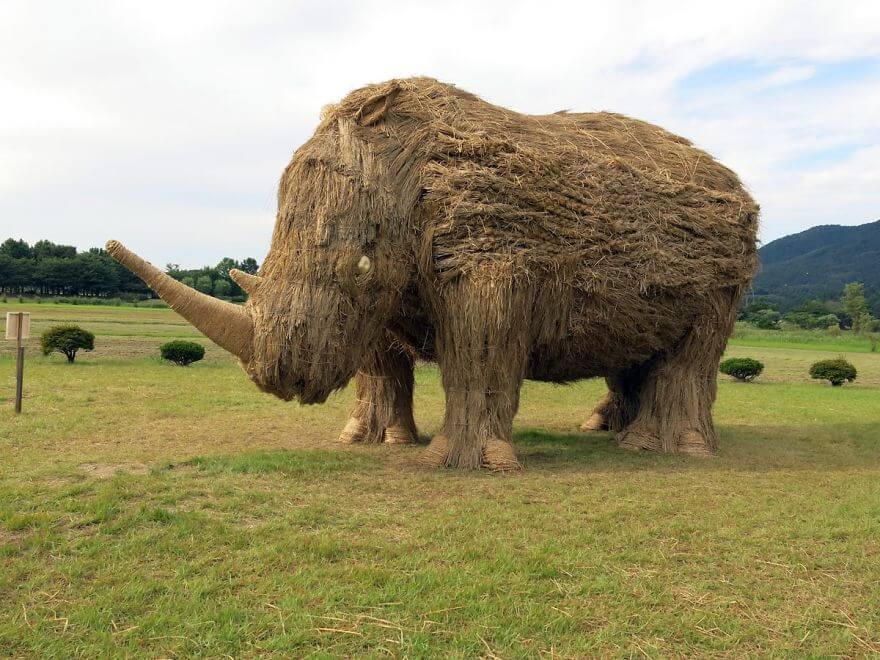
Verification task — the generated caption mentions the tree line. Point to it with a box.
[0,238,259,300]
[740,282,879,334]
[4,236,875,328]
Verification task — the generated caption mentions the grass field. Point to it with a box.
[1,302,879,656]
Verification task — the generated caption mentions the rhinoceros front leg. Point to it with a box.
[338,335,418,445]
[423,279,527,471]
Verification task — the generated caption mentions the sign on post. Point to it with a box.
[5,312,30,413]
[6,312,30,340]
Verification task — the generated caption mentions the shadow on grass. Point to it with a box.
[153,424,880,479]
[514,422,880,473]
[515,429,674,472]
[178,423,880,477]
[176,449,380,477]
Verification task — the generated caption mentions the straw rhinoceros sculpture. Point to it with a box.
[108,78,758,471]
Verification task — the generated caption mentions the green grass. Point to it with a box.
[1,302,879,656]
[730,321,877,353]
[1,301,208,363]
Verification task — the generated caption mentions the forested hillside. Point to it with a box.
[754,220,880,314]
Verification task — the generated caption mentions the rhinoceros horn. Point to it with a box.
[106,240,253,361]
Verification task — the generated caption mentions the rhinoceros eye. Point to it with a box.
[357,255,372,276]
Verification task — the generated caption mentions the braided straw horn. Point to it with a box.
[229,268,263,295]
[106,240,253,361]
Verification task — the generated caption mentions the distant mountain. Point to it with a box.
[753,220,880,314]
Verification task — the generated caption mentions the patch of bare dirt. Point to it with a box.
[79,461,149,478]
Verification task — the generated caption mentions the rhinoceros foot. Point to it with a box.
[616,428,662,452]
[338,416,417,445]
[421,435,521,471]
[675,429,715,456]
[421,434,452,467]
[579,411,609,432]
[482,438,522,472]
[383,423,418,445]
[616,425,715,455]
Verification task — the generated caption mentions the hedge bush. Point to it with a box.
[809,357,857,386]
[719,357,764,382]
[160,340,205,366]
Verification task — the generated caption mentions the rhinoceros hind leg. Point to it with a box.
[614,288,741,454]
[338,337,418,445]
[581,370,642,433]
[580,404,609,432]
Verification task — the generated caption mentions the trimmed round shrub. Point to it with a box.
[719,357,764,382]
[40,324,94,363]
[160,340,205,366]
[809,358,857,387]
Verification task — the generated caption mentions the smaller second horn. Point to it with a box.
[229,269,263,295]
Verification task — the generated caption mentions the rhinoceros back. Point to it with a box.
[322,78,759,375]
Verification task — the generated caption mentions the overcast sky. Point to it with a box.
[2,1,879,267]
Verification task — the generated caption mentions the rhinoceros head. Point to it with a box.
[106,84,416,404]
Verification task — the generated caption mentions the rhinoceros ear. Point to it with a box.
[355,83,401,127]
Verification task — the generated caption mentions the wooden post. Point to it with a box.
[15,313,24,413]
[6,312,28,414]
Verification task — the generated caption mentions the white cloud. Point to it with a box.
[1,0,879,265]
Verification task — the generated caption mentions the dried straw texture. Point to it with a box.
[247,77,758,469]
[338,334,418,445]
